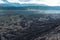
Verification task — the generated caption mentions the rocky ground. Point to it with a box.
[0,14,60,40]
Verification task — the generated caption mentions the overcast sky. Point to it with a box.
[0,0,60,6]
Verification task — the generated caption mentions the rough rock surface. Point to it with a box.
[0,14,60,40]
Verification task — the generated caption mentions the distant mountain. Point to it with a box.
[0,3,21,7]
[0,3,47,7]
[0,3,60,10]
[0,6,60,10]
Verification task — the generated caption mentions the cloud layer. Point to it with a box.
[0,0,60,6]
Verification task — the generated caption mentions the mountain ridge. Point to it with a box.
[0,3,60,10]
